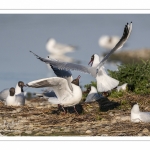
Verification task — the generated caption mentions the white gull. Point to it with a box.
[0,81,26,101]
[6,87,25,106]
[99,35,120,50]
[131,103,150,123]
[27,76,82,112]
[46,38,76,55]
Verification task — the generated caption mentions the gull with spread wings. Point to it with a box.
[30,22,132,92]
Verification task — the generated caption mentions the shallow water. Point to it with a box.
[0,14,150,93]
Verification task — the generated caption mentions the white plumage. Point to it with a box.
[131,103,150,123]
[27,77,82,107]
[85,86,102,103]
[92,54,119,92]
[99,35,120,50]
[6,87,25,106]
[116,83,128,92]
[0,81,26,101]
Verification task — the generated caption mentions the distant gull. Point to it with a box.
[46,38,77,63]
[27,76,82,114]
[131,103,150,123]
[46,38,76,55]
[0,81,26,101]
[99,35,120,50]
[30,22,132,92]
[6,87,25,106]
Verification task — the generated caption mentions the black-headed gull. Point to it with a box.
[84,86,102,103]
[131,103,150,123]
[0,81,26,101]
[27,76,82,113]
[6,87,25,106]
[30,22,132,92]
[88,54,119,92]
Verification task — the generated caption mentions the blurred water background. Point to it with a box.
[0,14,150,93]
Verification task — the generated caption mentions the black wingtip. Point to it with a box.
[30,50,33,54]
[131,21,132,23]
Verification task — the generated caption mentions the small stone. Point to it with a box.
[40,102,47,106]
[138,133,143,136]
[46,104,51,108]
[115,116,121,120]
[101,120,109,124]
[109,112,114,116]
[11,110,17,113]
[105,126,110,130]
[101,134,108,136]
[120,116,130,121]
[85,130,92,134]
[142,128,149,133]
[44,131,52,134]
[64,128,71,132]
[25,131,32,134]
[111,119,117,124]
[16,108,22,112]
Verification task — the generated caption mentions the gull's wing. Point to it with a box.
[34,91,57,98]
[27,77,73,101]
[30,51,97,78]
[50,65,73,91]
[140,112,150,122]
[51,65,72,78]
[0,88,9,101]
[15,93,25,106]
[85,93,101,103]
[48,97,60,105]
[97,22,132,70]
[43,91,57,98]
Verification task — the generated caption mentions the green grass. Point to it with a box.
[108,60,150,95]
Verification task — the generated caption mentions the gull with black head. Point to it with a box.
[6,86,26,106]
[84,86,102,103]
[27,75,82,114]
[0,81,26,102]
[30,22,132,93]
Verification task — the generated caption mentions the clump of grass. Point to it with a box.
[110,90,125,98]
[108,60,150,95]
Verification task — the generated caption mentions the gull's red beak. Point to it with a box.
[88,60,93,66]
